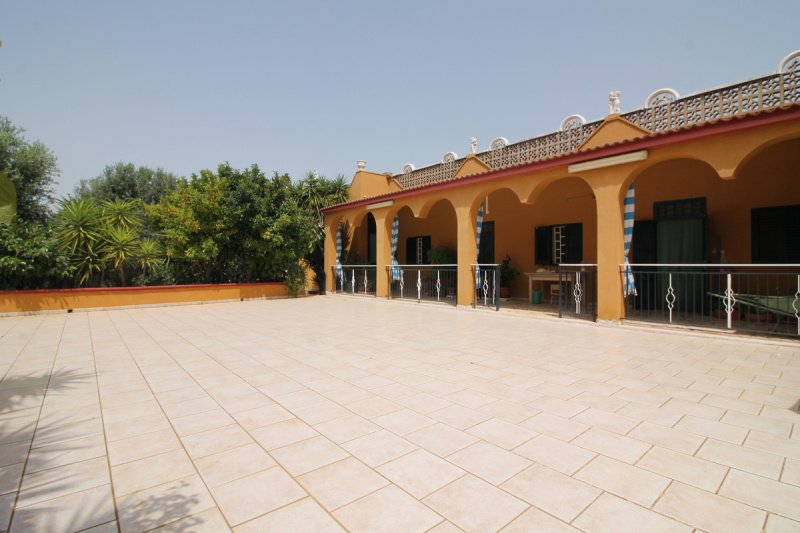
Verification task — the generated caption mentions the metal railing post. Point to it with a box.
[494,267,500,311]
[593,266,598,322]
[472,266,476,308]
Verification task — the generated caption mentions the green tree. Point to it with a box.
[0,172,16,224]
[75,162,179,204]
[0,222,72,289]
[147,169,232,283]
[294,172,349,292]
[149,164,319,285]
[0,116,59,224]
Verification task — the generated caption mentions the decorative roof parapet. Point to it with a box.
[393,56,800,191]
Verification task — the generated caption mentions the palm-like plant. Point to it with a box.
[296,171,326,217]
[73,241,106,286]
[101,198,143,229]
[102,224,140,286]
[55,198,102,254]
[55,198,105,285]
[137,237,163,280]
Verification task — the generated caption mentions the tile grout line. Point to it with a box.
[108,308,238,532]
[88,311,123,532]
[122,307,352,532]
[6,314,68,530]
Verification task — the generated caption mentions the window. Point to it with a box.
[535,223,582,265]
[405,236,431,264]
[752,204,800,263]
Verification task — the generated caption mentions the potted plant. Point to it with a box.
[499,254,519,299]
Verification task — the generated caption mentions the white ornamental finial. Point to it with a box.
[608,91,621,114]
[356,160,366,171]
[470,137,477,154]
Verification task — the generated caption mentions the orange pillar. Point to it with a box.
[373,210,392,298]
[323,219,337,293]
[455,204,478,307]
[593,181,625,321]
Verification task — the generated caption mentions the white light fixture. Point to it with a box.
[568,150,647,173]
[366,200,394,210]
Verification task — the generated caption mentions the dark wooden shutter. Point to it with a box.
[535,226,552,265]
[564,223,583,263]
[752,205,800,263]
[405,237,415,265]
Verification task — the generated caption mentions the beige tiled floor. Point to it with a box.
[0,296,799,532]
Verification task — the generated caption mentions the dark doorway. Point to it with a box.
[478,221,495,264]
[367,213,376,265]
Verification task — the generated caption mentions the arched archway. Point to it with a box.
[394,199,457,265]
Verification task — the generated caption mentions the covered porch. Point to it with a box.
[323,55,800,338]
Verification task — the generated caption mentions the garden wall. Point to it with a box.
[0,282,288,314]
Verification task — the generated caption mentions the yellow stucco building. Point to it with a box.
[323,51,800,336]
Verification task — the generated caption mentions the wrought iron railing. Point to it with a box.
[558,265,598,322]
[471,264,500,311]
[331,265,377,296]
[622,264,800,337]
[386,265,458,305]
[395,64,800,190]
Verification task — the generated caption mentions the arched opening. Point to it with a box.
[474,179,596,315]
[347,212,375,265]
[622,145,800,334]
[734,137,800,264]
[395,200,457,265]
[390,200,458,304]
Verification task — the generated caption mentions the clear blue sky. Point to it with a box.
[2,1,798,198]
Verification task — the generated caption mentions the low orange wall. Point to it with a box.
[0,283,288,313]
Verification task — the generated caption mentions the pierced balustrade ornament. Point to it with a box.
[490,137,509,150]
[442,152,458,164]
[778,50,800,74]
[666,273,676,324]
[483,275,490,306]
[645,88,680,108]
[392,51,799,192]
[436,271,442,301]
[399,270,405,298]
[573,273,583,315]
[560,114,587,131]
[608,91,621,114]
[402,163,415,174]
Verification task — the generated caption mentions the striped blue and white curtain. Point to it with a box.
[475,203,485,288]
[335,224,343,278]
[390,215,400,281]
[623,183,637,297]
